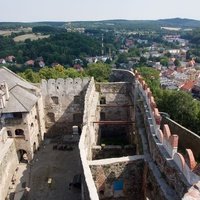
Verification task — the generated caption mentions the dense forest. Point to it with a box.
[0,32,102,66]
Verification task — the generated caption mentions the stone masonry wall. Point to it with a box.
[145,163,168,200]
[134,69,200,199]
[90,158,144,200]
[41,78,90,137]
[97,82,131,120]
[79,77,100,200]
[110,69,200,199]
[92,145,136,160]
[0,128,18,200]
[96,82,135,145]
[161,116,200,160]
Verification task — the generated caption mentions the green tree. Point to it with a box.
[18,69,41,83]
[160,57,169,66]
[116,53,128,64]
[137,66,160,93]
[157,90,200,133]
[65,68,84,78]
[174,59,181,67]
[86,63,111,82]
[139,56,147,64]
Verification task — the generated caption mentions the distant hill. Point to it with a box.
[157,18,200,28]
[1,18,200,30]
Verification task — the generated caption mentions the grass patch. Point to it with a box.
[14,33,49,42]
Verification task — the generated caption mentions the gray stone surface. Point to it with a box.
[28,142,81,200]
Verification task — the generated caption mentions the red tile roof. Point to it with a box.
[180,80,197,92]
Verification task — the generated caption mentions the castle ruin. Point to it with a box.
[0,67,200,199]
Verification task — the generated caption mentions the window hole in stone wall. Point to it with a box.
[33,142,37,153]
[7,130,12,137]
[51,96,59,104]
[15,129,25,136]
[100,97,106,104]
[17,149,28,163]
[47,112,55,123]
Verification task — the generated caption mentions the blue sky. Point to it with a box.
[1,0,200,22]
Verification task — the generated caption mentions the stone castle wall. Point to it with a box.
[41,77,90,137]
[134,69,200,199]
[92,145,136,160]
[96,82,135,146]
[110,69,200,199]
[89,156,144,200]
[96,82,132,121]
[161,116,200,160]
[79,69,200,200]
[79,77,100,200]
[0,128,19,200]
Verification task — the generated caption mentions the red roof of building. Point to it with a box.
[180,80,197,92]
[176,67,185,73]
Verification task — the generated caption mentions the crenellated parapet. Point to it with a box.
[41,77,90,97]
[134,69,200,197]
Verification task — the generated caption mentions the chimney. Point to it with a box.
[0,94,5,108]
[3,81,9,100]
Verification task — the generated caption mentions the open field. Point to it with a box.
[13,33,50,42]
[0,27,32,36]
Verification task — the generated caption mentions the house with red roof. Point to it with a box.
[180,80,197,92]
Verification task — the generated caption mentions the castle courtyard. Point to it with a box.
[8,139,81,200]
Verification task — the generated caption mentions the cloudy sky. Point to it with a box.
[1,0,200,22]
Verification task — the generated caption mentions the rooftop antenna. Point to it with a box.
[101,34,104,57]
[109,47,111,59]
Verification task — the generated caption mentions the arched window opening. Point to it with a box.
[7,130,12,137]
[100,97,106,104]
[47,112,55,123]
[17,149,28,163]
[51,96,59,105]
[15,129,25,136]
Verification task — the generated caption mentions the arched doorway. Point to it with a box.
[17,149,28,163]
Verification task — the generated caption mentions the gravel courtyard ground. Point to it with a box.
[10,139,82,200]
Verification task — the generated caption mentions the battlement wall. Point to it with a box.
[134,70,200,199]
[161,116,200,160]
[41,77,90,97]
